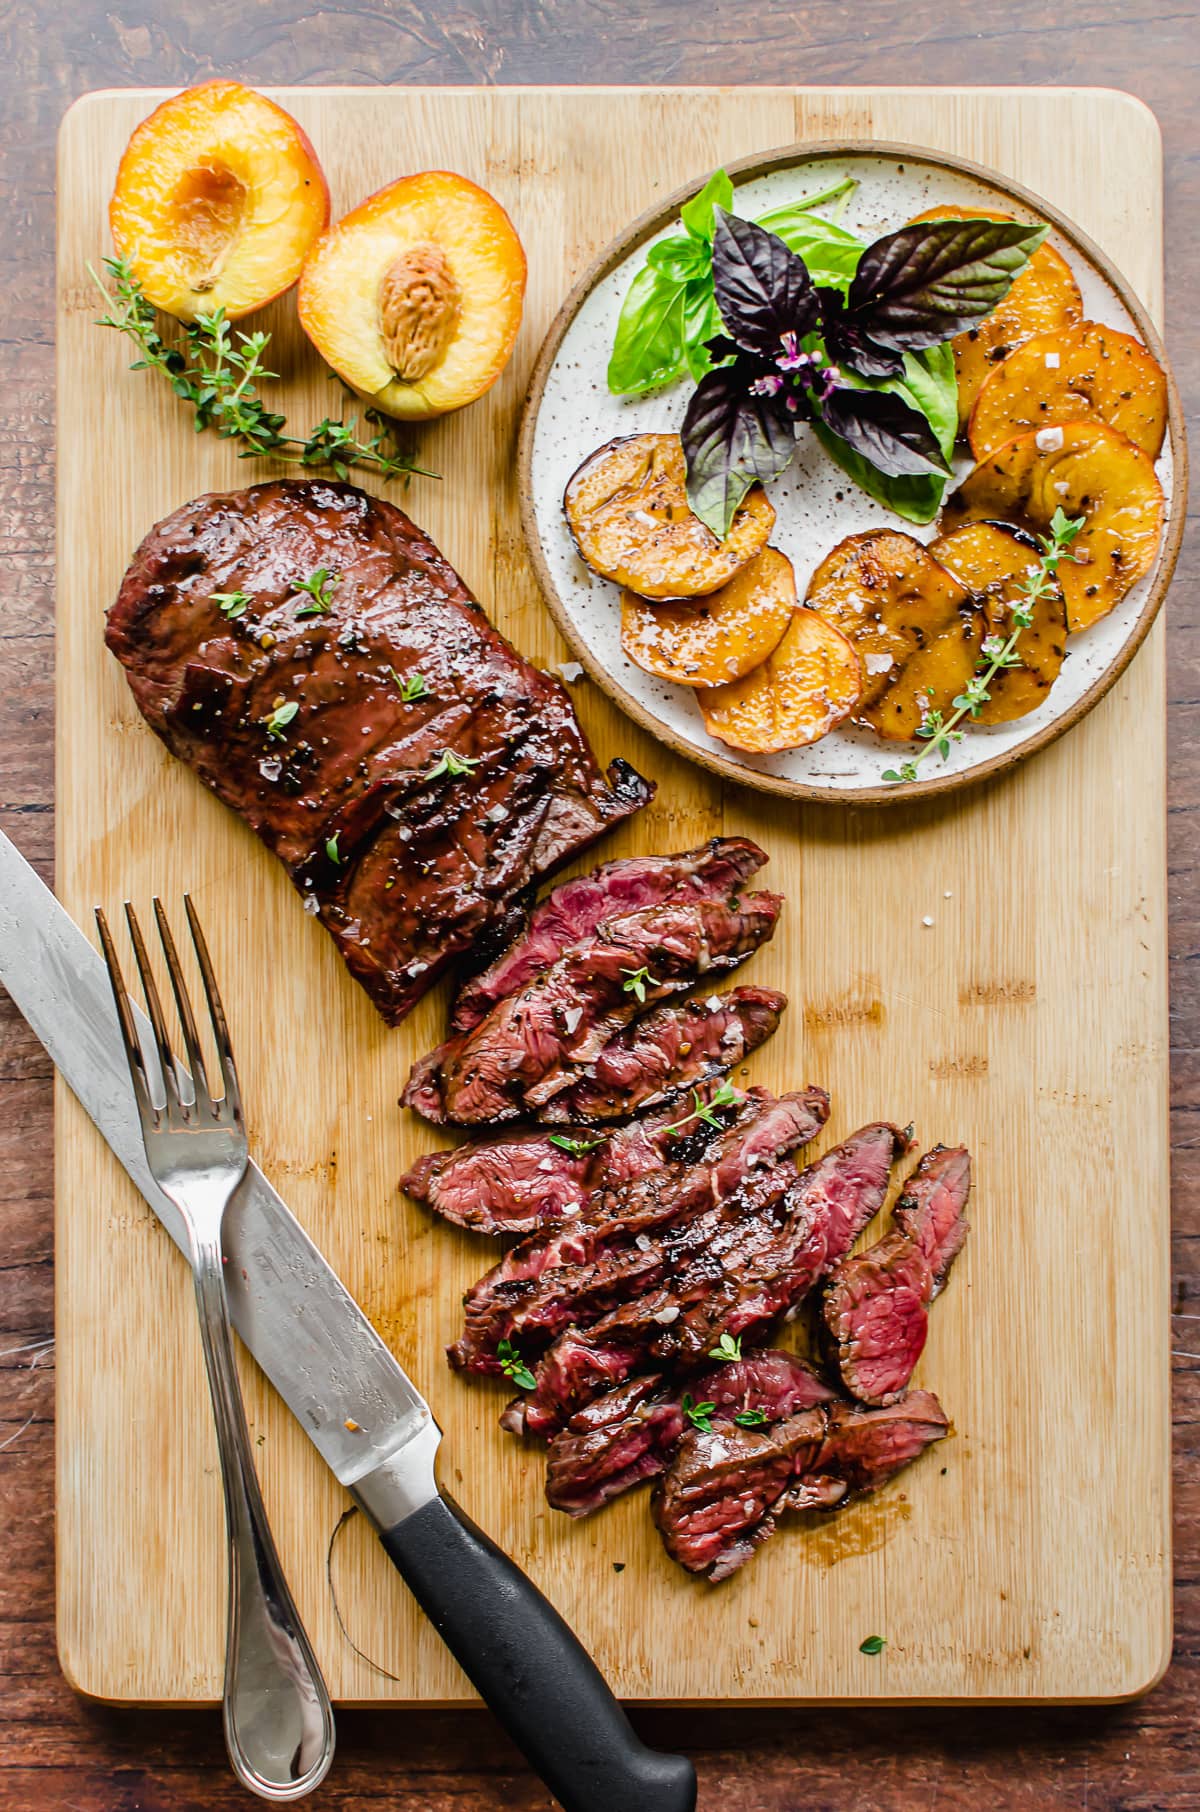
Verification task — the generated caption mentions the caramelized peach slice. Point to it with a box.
[565,434,774,599]
[298,171,526,420]
[940,421,1164,630]
[931,521,1065,723]
[697,610,862,754]
[968,321,1168,460]
[620,547,796,687]
[109,80,329,321]
[908,206,1082,430]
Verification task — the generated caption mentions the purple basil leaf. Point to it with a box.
[845,216,1049,351]
[817,286,906,380]
[682,361,797,537]
[710,208,819,358]
[703,332,740,362]
[818,384,951,478]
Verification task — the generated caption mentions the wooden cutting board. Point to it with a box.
[54,85,1172,1706]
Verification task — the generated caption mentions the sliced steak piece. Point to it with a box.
[544,1350,834,1518]
[398,1083,738,1238]
[450,1089,828,1372]
[822,1145,971,1406]
[655,1388,949,1580]
[106,479,650,1025]
[404,892,783,1124]
[451,837,768,1032]
[515,1122,900,1435]
[539,985,786,1123]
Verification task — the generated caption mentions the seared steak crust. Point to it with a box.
[105,479,651,1024]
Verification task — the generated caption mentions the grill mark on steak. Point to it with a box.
[449,1088,829,1373]
[654,1388,949,1580]
[545,1350,835,1518]
[822,1145,971,1406]
[104,479,651,1025]
[451,838,768,1032]
[403,892,783,1124]
[538,985,786,1123]
[513,1122,902,1436]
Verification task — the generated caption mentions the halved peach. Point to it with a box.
[298,172,526,421]
[941,421,1164,630]
[967,321,1168,461]
[697,609,862,754]
[109,80,329,322]
[620,546,796,687]
[908,206,1082,430]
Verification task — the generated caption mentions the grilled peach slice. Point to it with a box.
[908,206,1082,430]
[564,434,774,599]
[620,547,796,687]
[698,609,862,753]
[968,321,1168,460]
[930,521,1066,723]
[804,528,977,732]
[941,421,1164,630]
[298,172,526,420]
[109,81,329,322]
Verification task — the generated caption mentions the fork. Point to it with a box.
[95,897,335,1802]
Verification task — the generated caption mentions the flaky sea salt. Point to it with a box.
[922,915,934,928]
[1035,425,1065,452]
[563,1006,583,1035]
[303,895,320,916]
[864,650,893,676]
[1044,351,1061,369]
[653,1306,680,1325]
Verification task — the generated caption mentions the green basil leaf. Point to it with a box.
[647,233,710,283]
[682,280,721,379]
[680,167,734,241]
[756,208,864,290]
[607,264,688,396]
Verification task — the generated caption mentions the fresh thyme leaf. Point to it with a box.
[621,965,657,1004]
[548,1133,607,1156]
[212,590,250,620]
[734,1408,768,1428]
[426,749,481,781]
[709,1332,743,1363]
[859,1635,887,1655]
[90,258,439,486]
[264,700,299,740]
[394,670,429,701]
[682,1393,717,1433]
[496,1338,537,1392]
[664,1079,744,1138]
[293,568,338,617]
[325,833,342,865]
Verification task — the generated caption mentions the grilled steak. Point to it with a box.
[404,892,782,1124]
[539,985,786,1123]
[450,1088,828,1373]
[513,1122,901,1435]
[105,479,650,1025]
[655,1388,948,1580]
[545,1350,834,1517]
[822,1145,971,1405]
[451,837,768,1032]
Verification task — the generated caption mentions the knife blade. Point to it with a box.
[0,828,696,1812]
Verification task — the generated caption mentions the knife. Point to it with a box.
[0,828,696,1812]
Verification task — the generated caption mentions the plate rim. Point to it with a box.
[517,136,1189,805]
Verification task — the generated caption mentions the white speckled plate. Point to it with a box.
[519,141,1186,803]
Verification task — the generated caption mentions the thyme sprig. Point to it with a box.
[665,1079,743,1139]
[90,257,437,485]
[883,508,1084,785]
[496,1338,536,1392]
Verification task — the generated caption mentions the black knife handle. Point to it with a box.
[380,1490,696,1812]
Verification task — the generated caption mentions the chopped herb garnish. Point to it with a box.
[293,568,338,617]
[859,1635,887,1656]
[682,1393,717,1433]
[496,1338,537,1392]
[883,509,1084,784]
[264,700,299,740]
[426,749,481,781]
[734,1408,769,1428]
[212,590,250,620]
[621,965,658,1004]
[325,833,342,866]
[393,669,429,701]
[709,1332,743,1363]
[548,1133,607,1156]
[665,1079,744,1138]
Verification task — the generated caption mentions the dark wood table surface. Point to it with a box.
[2,4,1197,1807]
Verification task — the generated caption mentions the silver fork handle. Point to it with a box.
[190,1231,335,1801]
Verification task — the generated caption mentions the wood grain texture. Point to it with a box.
[54,83,1173,1709]
[0,1,1197,1805]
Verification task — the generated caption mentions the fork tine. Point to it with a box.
[94,908,158,1126]
[152,897,213,1109]
[183,895,243,1120]
[124,902,181,1108]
